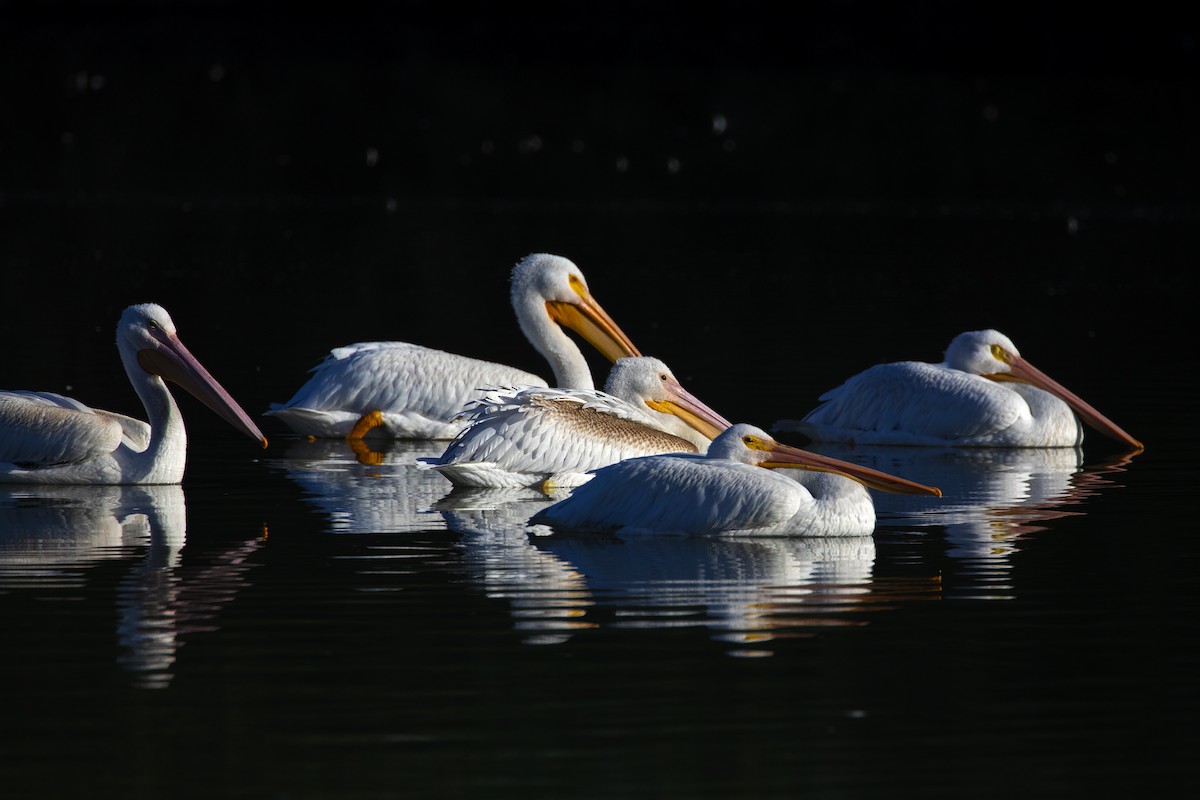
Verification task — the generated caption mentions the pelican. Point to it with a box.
[529,424,942,537]
[774,329,1142,450]
[0,303,267,485]
[265,253,641,440]
[422,356,733,489]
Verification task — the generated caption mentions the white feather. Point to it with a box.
[774,329,1122,447]
[0,304,263,484]
[531,424,880,537]
[423,357,727,489]
[265,253,638,439]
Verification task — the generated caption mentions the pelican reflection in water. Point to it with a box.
[269,438,452,533]
[0,484,264,687]
[796,444,1138,597]
[437,488,940,653]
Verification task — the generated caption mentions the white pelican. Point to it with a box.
[774,329,1142,450]
[264,253,641,440]
[422,356,733,490]
[529,424,942,537]
[0,303,267,485]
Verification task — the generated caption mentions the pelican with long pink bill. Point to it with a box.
[529,424,942,537]
[0,303,267,485]
[774,329,1142,450]
[422,356,733,489]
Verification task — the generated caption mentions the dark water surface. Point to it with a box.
[2,407,1195,799]
[3,7,1198,798]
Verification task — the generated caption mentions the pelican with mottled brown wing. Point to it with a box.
[0,303,267,485]
[265,253,641,441]
[421,356,732,489]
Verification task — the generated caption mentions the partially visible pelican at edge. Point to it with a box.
[530,424,942,537]
[423,356,732,489]
[774,329,1142,450]
[0,303,267,485]
[265,253,641,441]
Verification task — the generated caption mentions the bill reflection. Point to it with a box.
[797,445,1137,599]
[0,484,264,688]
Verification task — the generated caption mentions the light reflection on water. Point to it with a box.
[799,445,1137,599]
[266,438,451,533]
[0,438,1137,685]
[0,485,178,588]
[435,486,943,655]
[265,445,942,658]
[264,437,1138,654]
[261,436,953,656]
[0,483,264,689]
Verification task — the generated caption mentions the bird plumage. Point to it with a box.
[775,329,1141,449]
[0,303,266,485]
[265,343,545,440]
[423,356,731,489]
[265,253,641,439]
[531,423,941,537]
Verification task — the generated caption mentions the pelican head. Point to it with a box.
[510,254,641,383]
[944,329,1142,451]
[117,303,268,447]
[944,329,1023,376]
[711,424,942,497]
[604,356,732,442]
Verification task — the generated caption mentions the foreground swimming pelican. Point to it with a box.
[423,356,732,489]
[775,329,1142,449]
[530,424,941,536]
[0,303,267,485]
[265,253,641,440]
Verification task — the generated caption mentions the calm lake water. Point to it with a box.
[3,12,1198,798]
[1,310,1195,798]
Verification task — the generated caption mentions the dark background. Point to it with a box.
[2,7,1199,798]
[2,2,1196,445]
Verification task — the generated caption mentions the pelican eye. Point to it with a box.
[989,343,1012,364]
[659,373,668,382]
[567,273,588,299]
